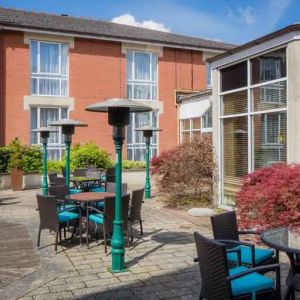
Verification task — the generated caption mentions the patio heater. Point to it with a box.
[49,119,87,187]
[32,127,58,196]
[135,126,161,199]
[86,98,152,273]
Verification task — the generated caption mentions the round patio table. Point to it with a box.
[66,192,114,245]
[261,227,300,300]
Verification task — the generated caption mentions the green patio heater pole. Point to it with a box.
[33,127,58,196]
[135,126,162,199]
[86,98,152,273]
[50,119,87,188]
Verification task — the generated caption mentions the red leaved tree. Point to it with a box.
[237,163,300,231]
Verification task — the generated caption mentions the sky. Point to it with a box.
[0,0,298,45]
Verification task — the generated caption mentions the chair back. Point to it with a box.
[106,167,115,182]
[194,232,232,300]
[61,166,66,178]
[86,170,101,179]
[104,194,130,234]
[74,168,88,177]
[210,211,239,241]
[36,194,58,231]
[106,182,128,196]
[48,172,57,184]
[129,188,144,221]
[49,185,69,200]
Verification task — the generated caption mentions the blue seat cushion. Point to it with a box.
[57,204,77,211]
[101,175,107,181]
[95,201,104,209]
[58,211,79,223]
[227,245,274,265]
[230,266,274,297]
[89,213,104,224]
[90,187,105,192]
[69,189,82,194]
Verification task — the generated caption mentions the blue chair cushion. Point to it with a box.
[101,175,107,181]
[57,204,77,212]
[69,189,82,194]
[58,211,79,223]
[230,266,274,298]
[227,245,274,265]
[90,187,105,192]
[95,201,104,209]
[89,213,104,224]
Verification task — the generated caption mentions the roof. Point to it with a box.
[177,89,212,103]
[208,23,300,63]
[0,7,236,51]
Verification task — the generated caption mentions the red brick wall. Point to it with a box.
[1,31,207,156]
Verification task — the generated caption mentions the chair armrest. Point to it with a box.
[238,230,261,235]
[226,264,280,282]
[86,205,104,215]
[226,248,242,266]
[58,206,81,214]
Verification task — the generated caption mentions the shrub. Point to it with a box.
[21,145,42,173]
[0,146,11,173]
[152,136,216,207]
[47,160,64,173]
[122,160,146,169]
[8,138,24,170]
[70,142,113,170]
[237,163,300,231]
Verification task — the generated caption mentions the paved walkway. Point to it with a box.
[0,188,294,299]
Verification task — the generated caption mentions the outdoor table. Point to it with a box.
[261,227,300,299]
[66,192,114,245]
[70,177,102,192]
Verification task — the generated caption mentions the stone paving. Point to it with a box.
[0,187,296,300]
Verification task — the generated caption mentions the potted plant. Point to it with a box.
[8,138,24,191]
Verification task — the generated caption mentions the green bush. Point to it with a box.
[70,142,113,169]
[47,160,64,173]
[122,160,146,169]
[0,146,11,173]
[21,145,43,173]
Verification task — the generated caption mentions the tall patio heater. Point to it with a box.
[86,98,152,273]
[135,126,161,199]
[49,119,87,187]
[32,127,58,196]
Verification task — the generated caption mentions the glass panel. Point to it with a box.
[223,116,248,205]
[135,148,146,161]
[182,132,190,143]
[251,48,286,84]
[40,108,59,144]
[133,84,151,100]
[61,108,68,119]
[135,112,150,143]
[134,52,150,81]
[221,61,247,92]
[126,51,133,80]
[152,85,157,100]
[61,44,68,75]
[202,107,212,128]
[48,149,61,161]
[181,119,190,130]
[253,112,287,170]
[152,53,158,81]
[206,62,212,86]
[192,118,201,130]
[61,79,67,96]
[31,78,38,94]
[40,42,59,74]
[39,78,60,96]
[30,107,38,144]
[127,148,133,160]
[152,112,158,144]
[30,41,38,73]
[222,90,247,116]
[251,81,286,111]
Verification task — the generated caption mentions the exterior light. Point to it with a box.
[32,127,58,195]
[86,98,152,273]
[49,119,87,187]
[135,126,162,199]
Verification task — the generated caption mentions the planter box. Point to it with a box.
[122,169,146,190]
[0,172,42,190]
[0,173,11,190]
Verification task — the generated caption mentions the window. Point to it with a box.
[30,107,68,160]
[126,50,159,161]
[30,40,68,96]
[206,62,212,86]
[202,107,212,132]
[180,117,202,142]
[219,48,287,206]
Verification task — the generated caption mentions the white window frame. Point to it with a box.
[30,106,69,160]
[201,107,213,133]
[218,46,288,206]
[30,40,69,97]
[180,117,202,142]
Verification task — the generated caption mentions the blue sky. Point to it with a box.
[0,0,298,45]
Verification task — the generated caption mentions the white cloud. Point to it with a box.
[238,6,256,25]
[111,14,170,32]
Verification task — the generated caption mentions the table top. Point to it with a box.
[66,192,115,202]
[261,227,300,254]
[70,177,100,182]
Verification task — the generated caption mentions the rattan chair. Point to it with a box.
[128,188,144,242]
[86,194,130,251]
[48,185,77,210]
[48,172,66,186]
[36,194,81,251]
[194,232,281,300]
[106,167,115,183]
[210,211,278,267]
[74,168,88,177]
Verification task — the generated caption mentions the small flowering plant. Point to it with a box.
[237,163,300,232]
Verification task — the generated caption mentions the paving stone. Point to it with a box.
[49,282,86,293]
[33,291,73,300]
[85,277,120,287]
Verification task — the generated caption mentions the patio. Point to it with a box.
[0,185,294,300]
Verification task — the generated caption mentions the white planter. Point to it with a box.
[0,173,11,190]
[23,173,42,189]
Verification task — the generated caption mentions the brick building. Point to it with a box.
[0,8,234,160]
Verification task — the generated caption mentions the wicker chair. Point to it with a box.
[106,167,115,183]
[194,232,281,300]
[210,211,278,267]
[48,185,77,210]
[74,168,88,177]
[128,188,144,242]
[36,194,81,251]
[48,172,66,186]
[86,194,130,251]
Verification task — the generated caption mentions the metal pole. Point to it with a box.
[42,142,48,196]
[111,126,126,272]
[65,140,71,188]
[145,137,151,199]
